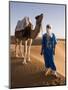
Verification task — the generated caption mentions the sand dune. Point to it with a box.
[10,40,65,76]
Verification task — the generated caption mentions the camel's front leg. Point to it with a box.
[22,40,27,64]
[15,39,19,57]
[27,39,32,61]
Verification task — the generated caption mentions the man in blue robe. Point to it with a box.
[41,24,57,76]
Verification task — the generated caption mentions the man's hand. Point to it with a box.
[40,51,43,55]
[40,47,43,55]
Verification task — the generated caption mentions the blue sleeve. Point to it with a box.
[52,33,57,55]
[53,33,57,46]
[42,35,45,48]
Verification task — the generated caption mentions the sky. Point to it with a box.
[10,1,66,39]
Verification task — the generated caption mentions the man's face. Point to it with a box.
[46,28,52,35]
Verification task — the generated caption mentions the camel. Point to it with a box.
[15,13,43,64]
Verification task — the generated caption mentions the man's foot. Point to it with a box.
[52,71,59,78]
[45,68,51,76]
[44,68,48,74]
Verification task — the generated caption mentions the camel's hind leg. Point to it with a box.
[19,40,24,57]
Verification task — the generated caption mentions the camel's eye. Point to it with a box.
[35,16,40,19]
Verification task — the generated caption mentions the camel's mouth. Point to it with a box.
[35,13,43,20]
[35,13,43,25]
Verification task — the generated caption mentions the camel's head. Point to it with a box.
[35,13,43,25]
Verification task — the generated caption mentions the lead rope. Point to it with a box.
[40,24,43,39]
[40,24,43,56]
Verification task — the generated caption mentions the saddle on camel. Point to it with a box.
[15,16,33,40]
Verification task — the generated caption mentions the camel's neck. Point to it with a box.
[31,23,41,39]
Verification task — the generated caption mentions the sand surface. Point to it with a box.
[10,40,66,88]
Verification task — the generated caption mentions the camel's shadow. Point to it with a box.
[11,56,24,65]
